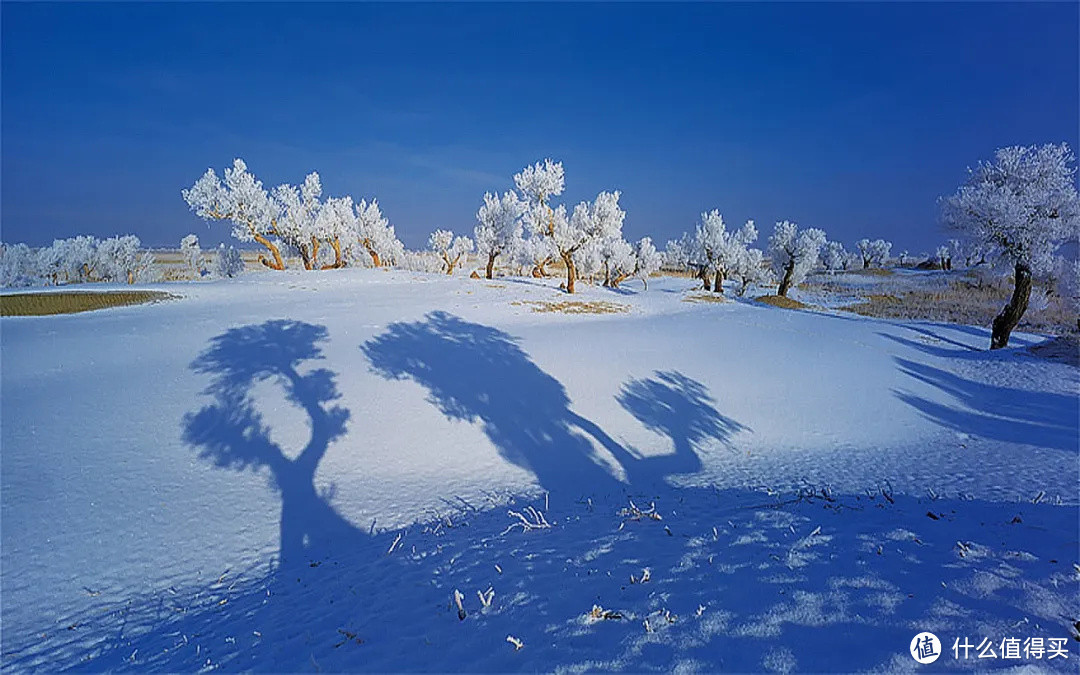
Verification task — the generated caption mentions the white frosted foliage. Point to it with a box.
[769,221,826,295]
[941,142,1079,277]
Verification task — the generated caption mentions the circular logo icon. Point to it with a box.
[910,632,942,664]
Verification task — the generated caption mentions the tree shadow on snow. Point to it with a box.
[361,311,746,498]
[181,319,361,562]
[0,316,759,672]
[892,357,1078,453]
[616,371,746,484]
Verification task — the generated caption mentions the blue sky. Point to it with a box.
[2,2,1077,254]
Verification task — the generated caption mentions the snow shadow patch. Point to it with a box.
[616,371,746,483]
[182,319,359,562]
[893,357,1079,453]
[361,311,746,497]
[6,486,1076,672]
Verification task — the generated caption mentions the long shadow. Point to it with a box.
[362,312,745,497]
[362,311,629,498]
[880,323,1044,360]
[893,357,1078,453]
[616,371,746,484]
[182,319,360,562]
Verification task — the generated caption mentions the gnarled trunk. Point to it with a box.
[990,262,1032,350]
[486,252,497,279]
[562,252,577,294]
[320,237,343,269]
[777,259,796,297]
[532,256,552,278]
[713,269,724,293]
[697,266,710,290]
[254,233,286,270]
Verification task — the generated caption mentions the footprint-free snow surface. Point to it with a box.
[2,270,1077,672]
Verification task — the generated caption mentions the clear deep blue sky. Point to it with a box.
[2,2,1077,253]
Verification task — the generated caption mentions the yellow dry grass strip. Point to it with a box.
[511,300,629,315]
[1,291,178,317]
[757,294,810,310]
[850,267,894,277]
[682,293,728,304]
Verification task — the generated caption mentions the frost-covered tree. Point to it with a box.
[941,142,1080,348]
[180,234,204,277]
[98,235,157,284]
[514,159,565,235]
[516,233,557,277]
[663,236,692,271]
[0,243,39,287]
[608,237,663,289]
[731,246,771,296]
[553,192,626,293]
[312,195,355,269]
[474,190,525,279]
[935,245,952,270]
[769,221,826,297]
[856,238,892,268]
[353,199,402,267]
[1057,257,1080,330]
[429,229,473,275]
[183,159,288,270]
[273,172,324,270]
[214,243,245,278]
[821,241,848,273]
[691,211,758,293]
[598,237,633,287]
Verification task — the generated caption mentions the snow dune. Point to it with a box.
[2,269,1076,671]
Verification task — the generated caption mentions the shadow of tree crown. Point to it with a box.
[182,319,355,562]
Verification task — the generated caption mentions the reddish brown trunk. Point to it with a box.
[486,252,497,279]
[254,233,286,270]
[990,262,1032,350]
[361,239,381,267]
[563,254,577,294]
[320,237,343,269]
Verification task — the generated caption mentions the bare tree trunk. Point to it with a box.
[320,237,343,269]
[603,262,611,287]
[713,269,724,293]
[486,252,497,279]
[697,266,710,290]
[254,234,286,270]
[990,262,1032,350]
[562,252,577,294]
[777,260,796,297]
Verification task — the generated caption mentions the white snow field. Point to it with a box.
[2,269,1077,672]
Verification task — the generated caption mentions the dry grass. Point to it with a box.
[511,300,630,315]
[850,267,894,277]
[757,294,810,310]
[1,291,177,317]
[660,268,705,280]
[841,281,1075,335]
[682,292,728,304]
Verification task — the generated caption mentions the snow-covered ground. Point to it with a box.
[2,269,1077,672]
